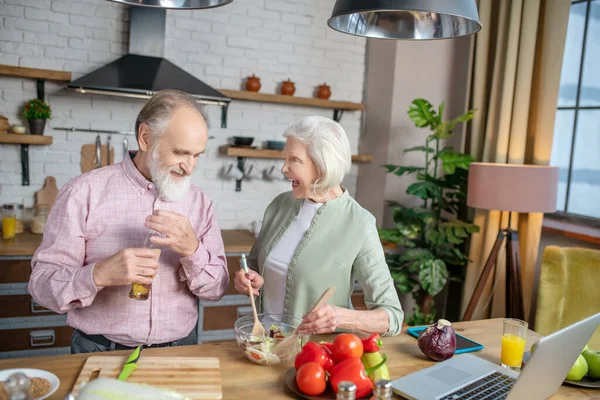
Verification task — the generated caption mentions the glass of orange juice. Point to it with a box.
[501,318,528,371]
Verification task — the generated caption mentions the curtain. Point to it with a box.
[460,0,571,321]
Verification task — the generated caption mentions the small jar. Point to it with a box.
[15,204,24,234]
[31,204,50,235]
[2,204,17,240]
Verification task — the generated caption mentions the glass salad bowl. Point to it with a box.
[234,313,309,366]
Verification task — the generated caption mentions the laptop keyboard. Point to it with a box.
[439,371,516,400]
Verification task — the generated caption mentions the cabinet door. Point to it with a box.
[0,259,31,284]
[225,256,242,295]
[203,304,251,331]
[0,295,58,318]
[351,291,367,310]
[0,326,73,352]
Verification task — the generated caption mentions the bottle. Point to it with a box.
[336,381,357,400]
[2,204,17,240]
[370,379,393,400]
[129,230,161,300]
[31,204,49,235]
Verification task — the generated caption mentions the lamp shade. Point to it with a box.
[107,0,233,9]
[467,163,559,213]
[327,0,482,40]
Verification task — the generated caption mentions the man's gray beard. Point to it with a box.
[147,144,191,202]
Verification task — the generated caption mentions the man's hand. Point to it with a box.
[93,248,160,287]
[234,269,264,297]
[145,210,200,257]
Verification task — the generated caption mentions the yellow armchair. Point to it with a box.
[535,246,600,348]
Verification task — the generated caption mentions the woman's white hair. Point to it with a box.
[283,116,351,190]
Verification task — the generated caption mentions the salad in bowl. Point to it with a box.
[234,314,309,365]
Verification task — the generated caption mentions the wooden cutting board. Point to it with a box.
[71,356,222,399]
[81,144,115,173]
[34,176,58,208]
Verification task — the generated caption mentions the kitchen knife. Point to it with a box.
[117,345,142,381]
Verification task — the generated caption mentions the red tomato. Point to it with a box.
[295,342,334,371]
[331,333,364,364]
[296,362,327,396]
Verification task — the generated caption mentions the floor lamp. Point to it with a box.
[462,163,559,321]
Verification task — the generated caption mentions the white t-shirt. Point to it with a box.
[262,199,323,316]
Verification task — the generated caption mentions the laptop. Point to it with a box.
[391,312,600,400]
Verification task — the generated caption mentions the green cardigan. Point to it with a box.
[247,190,404,336]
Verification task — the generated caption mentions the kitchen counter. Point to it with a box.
[0,319,594,399]
[0,229,255,257]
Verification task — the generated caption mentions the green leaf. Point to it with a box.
[378,229,416,247]
[439,150,475,174]
[434,121,454,139]
[452,108,476,124]
[419,259,448,296]
[426,228,447,245]
[408,99,437,128]
[390,271,416,294]
[403,146,435,154]
[382,164,399,173]
[398,248,435,263]
[437,102,445,125]
[394,166,423,176]
[407,181,439,200]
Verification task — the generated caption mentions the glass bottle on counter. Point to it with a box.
[370,379,392,400]
[336,381,357,400]
[2,204,17,240]
[31,204,50,235]
[15,204,24,234]
[129,230,161,301]
[4,372,33,399]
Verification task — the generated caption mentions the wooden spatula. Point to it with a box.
[272,286,336,360]
[240,254,267,337]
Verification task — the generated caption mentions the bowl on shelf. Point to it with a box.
[234,313,309,366]
[265,140,286,151]
[232,136,255,147]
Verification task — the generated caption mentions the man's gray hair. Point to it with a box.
[283,116,352,190]
[135,89,209,142]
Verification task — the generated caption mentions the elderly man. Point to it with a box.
[28,90,228,353]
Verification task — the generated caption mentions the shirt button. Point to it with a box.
[148,183,154,190]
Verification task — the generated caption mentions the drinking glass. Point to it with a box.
[501,318,528,371]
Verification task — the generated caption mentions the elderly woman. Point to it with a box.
[234,116,403,336]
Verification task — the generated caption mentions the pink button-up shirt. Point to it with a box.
[28,152,228,347]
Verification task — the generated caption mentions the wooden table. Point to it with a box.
[0,319,595,399]
[0,229,255,257]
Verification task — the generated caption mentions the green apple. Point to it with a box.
[530,340,539,354]
[566,354,588,381]
[581,344,589,354]
[582,349,600,379]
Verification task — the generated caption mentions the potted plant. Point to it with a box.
[23,98,51,135]
[379,98,480,326]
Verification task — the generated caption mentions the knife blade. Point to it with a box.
[117,345,142,381]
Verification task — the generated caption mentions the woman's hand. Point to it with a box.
[297,305,340,334]
[234,269,264,297]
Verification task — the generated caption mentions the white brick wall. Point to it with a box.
[0,0,366,230]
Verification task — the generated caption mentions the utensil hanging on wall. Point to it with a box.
[123,138,129,160]
[81,137,115,173]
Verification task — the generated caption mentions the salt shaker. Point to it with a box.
[370,379,393,400]
[336,381,357,400]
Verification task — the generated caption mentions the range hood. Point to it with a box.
[67,6,231,126]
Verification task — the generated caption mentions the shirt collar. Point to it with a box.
[121,150,155,194]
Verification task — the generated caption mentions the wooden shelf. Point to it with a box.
[218,89,364,111]
[0,65,71,82]
[220,146,373,164]
[0,134,53,145]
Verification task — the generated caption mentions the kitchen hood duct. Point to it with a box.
[327,0,482,40]
[107,0,233,9]
[67,6,231,127]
